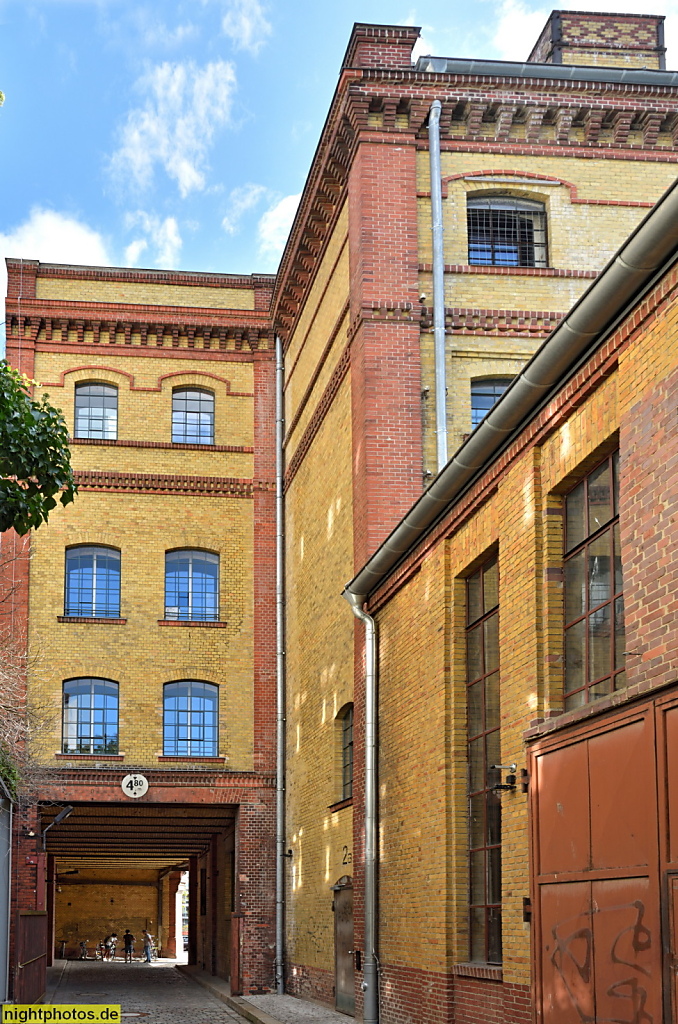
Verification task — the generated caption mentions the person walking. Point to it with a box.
[123,929,135,963]
[103,933,118,961]
[141,929,154,963]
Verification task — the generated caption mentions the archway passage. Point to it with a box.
[40,803,235,976]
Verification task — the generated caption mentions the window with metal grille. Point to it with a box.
[471,378,513,430]
[337,704,354,800]
[163,680,218,757]
[74,383,118,439]
[467,196,547,268]
[165,550,219,622]
[172,388,214,444]
[466,554,502,964]
[62,678,119,754]
[65,546,121,618]
[563,452,623,710]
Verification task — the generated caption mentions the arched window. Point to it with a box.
[62,678,119,754]
[165,550,219,621]
[471,378,514,430]
[74,382,118,439]
[172,388,214,444]
[65,546,121,618]
[467,196,547,268]
[163,681,218,757]
[337,703,354,801]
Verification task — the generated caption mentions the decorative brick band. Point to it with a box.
[71,438,254,454]
[284,346,350,491]
[6,306,271,352]
[419,305,568,337]
[73,470,267,497]
[157,619,228,628]
[57,616,127,625]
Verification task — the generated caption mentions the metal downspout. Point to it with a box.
[428,99,448,473]
[343,593,378,1024]
[3,789,12,1004]
[275,334,286,994]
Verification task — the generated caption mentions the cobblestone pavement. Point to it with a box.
[243,995,350,1023]
[48,960,244,1024]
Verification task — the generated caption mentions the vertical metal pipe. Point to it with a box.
[343,594,378,1024]
[274,334,286,995]
[428,99,448,473]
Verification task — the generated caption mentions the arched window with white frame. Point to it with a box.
[165,549,219,622]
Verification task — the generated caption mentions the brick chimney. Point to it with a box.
[342,24,420,70]
[528,10,665,70]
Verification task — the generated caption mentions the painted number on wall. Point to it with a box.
[342,845,352,865]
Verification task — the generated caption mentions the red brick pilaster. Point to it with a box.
[252,352,277,774]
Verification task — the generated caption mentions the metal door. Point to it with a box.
[15,911,47,1003]
[529,705,662,1024]
[334,879,354,1015]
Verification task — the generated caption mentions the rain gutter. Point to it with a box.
[415,55,678,88]
[343,177,678,608]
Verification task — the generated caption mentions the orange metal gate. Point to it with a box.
[15,911,48,1004]
[528,688,678,1024]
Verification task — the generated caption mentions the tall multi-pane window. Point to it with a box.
[467,196,547,268]
[65,546,121,618]
[337,704,354,801]
[466,555,501,964]
[164,550,219,621]
[471,379,513,430]
[564,452,623,710]
[62,678,119,754]
[172,388,214,444]
[74,383,118,439]
[163,681,218,757]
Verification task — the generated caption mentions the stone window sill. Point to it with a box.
[453,963,503,981]
[157,756,226,763]
[58,616,127,624]
[158,619,227,628]
[329,798,353,813]
[55,753,124,761]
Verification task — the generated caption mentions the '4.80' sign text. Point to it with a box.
[121,773,149,799]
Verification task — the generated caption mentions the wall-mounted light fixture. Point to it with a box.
[42,805,74,849]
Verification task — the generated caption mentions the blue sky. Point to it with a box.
[2,0,678,314]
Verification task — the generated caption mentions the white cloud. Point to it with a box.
[135,15,197,49]
[222,183,269,234]
[124,238,149,265]
[124,212,183,268]
[0,208,111,326]
[221,0,272,55]
[257,193,301,267]
[109,60,237,198]
[488,0,549,60]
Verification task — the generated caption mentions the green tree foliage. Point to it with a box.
[0,360,77,534]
